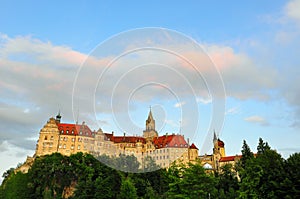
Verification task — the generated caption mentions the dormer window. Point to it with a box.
[71,130,74,134]
[61,130,63,134]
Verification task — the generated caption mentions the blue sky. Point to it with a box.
[1,0,300,179]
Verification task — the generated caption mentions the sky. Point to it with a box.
[1,0,300,180]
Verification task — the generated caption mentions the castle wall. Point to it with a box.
[35,118,60,156]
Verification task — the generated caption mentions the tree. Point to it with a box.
[238,158,263,199]
[283,153,300,198]
[142,156,160,172]
[257,138,270,155]
[143,181,159,199]
[240,140,254,168]
[180,162,217,198]
[255,149,285,198]
[118,177,138,199]
[114,154,140,173]
[216,164,239,198]
[0,172,30,199]
[166,161,185,198]
[166,161,217,199]
[2,168,14,182]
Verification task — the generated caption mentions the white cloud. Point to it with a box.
[285,0,300,22]
[226,106,241,115]
[0,141,35,184]
[174,101,186,108]
[244,115,269,126]
[0,33,282,149]
[196,97,212,104]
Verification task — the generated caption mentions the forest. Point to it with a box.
[0,138,299,199]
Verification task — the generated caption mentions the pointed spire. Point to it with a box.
[213,130,217,141]
[148,106,153,121]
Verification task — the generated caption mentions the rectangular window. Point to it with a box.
[63,144,66,149]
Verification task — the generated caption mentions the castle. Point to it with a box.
[17,109,240,173]
[34,109,199,169]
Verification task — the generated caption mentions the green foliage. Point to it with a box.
[240,140,254,168]
[1,138,299,199]
[257,137,270,155]
[166,160,217,199]
[118,177,138,199]
[0,172,30,199]
[216,164,239,198]
[97,154,140,172]
[283,152,300,198]
[238,138,287,199]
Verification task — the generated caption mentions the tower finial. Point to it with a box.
[76,107,79,125]
[213,130,217,141]
[56,110,61,123]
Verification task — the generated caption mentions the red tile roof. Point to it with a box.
[189,143,198,150]
[112,136,146,144]
[219,155,242,162]
[153,134,188,149]
[57,123,94,137]
[104,133,146,144]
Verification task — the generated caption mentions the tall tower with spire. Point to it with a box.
[213,131,225,171]
[143,107,158,139]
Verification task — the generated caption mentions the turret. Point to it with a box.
[143,107,158,140]
[55,111,61,123]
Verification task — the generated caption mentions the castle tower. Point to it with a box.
[213,131,225,171]
[143,108,158,140]
[35,117,60,156]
